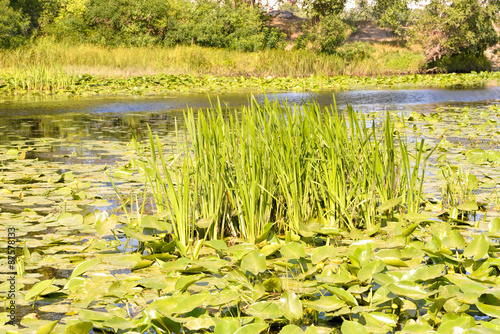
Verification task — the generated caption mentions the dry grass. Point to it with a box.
[0,39,425,79]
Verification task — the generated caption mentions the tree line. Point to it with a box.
[1,0,499,69]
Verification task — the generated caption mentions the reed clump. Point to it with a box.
[134,97,434,248]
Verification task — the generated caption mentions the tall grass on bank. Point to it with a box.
[133,97,433,248]
[0,39,425,80]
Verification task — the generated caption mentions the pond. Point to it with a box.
[1,85,500,332]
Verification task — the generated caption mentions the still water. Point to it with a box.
[1,86,499,323]
[1,86,500,150]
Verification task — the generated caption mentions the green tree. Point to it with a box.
[316,13,352,54]
[412,0,499,62]
[373,0,411,36]
[0,0,29,47]
[303,0,346,22]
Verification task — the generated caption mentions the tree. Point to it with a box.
[303,0,346,22]
[0,0,29,47]
[373,0,411,36]
[412,0,499,62]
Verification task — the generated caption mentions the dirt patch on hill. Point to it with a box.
[347,22,401,43]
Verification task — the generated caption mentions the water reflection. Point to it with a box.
[0,86,499,163]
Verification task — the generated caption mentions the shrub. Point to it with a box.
[427,52,492,73]
[316,14,352,54]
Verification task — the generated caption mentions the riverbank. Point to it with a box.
[1,40,500,96]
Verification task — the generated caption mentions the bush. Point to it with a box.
[0,0,29,47]
[427,52,492,73]
[316,14,352,54]
[335,41,374,61]
[186,1,285,51]
[39,0,285,51]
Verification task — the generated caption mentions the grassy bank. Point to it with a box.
[0,40,499,96]
[1,39,424,78]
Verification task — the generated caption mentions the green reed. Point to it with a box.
[134,96,432,244]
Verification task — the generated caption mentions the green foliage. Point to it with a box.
[412,0,499,62]
[9,0,44,31]
[186,1,285,51]
[373,0,410,36]
[0,0,29,47]
[316,14,352,54]
[83,0,183,46]
[345,0,376,21]
[38,0,285,51]
[334,41,374,61]
[292,32,310,51]
[304,0,346,22]
[428,52,492,73]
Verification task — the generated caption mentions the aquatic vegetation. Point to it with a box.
[1,65,500,97]
[2,98,500,333]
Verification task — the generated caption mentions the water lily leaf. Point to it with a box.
[280,242,305,259]
[477,302,500,318]
[95,214,117,236]
[63,321,93,334]
[279,324,304,334]
[381,257,408,267]
[457,201,478,211]
[113,168,134,179]
[263,277,282,292]
[57,213,83,226]
[24,278,55,301]
[261,244,281,257]
[229,244,256,260]
[361,312,397,328]
[489,218,500,234]
[357,260,385,282]
[102,317,135,330]
[184,316,215,330]
[324,286,358,306]
[281,291,302,321]
[208,288,241,306]
[137,278,170,291]
[388,281,427,299]
[313,227,344,236]
[341,320,367,334]
[214,319,239,334]
[377,197,402,212]
[438,314,476,334]
[303,296,345,312]
[36,320,58,334]
[311,245,335,264]
[171,292,209,314]
[401,222,419,237]
[122,226,157,242]
[234,323,268,334]
[304,326,319,334]
[69,257,102,279]
[79,309,112,322]
[240,250,266,276]
[205,239,228,250]
[451,230,466,249]
[175,274,204,292]
[401,323,434,333]
[256,222,274,242]
[464,234,489,261]
[404,264,445,282]
[246,301,282,319]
